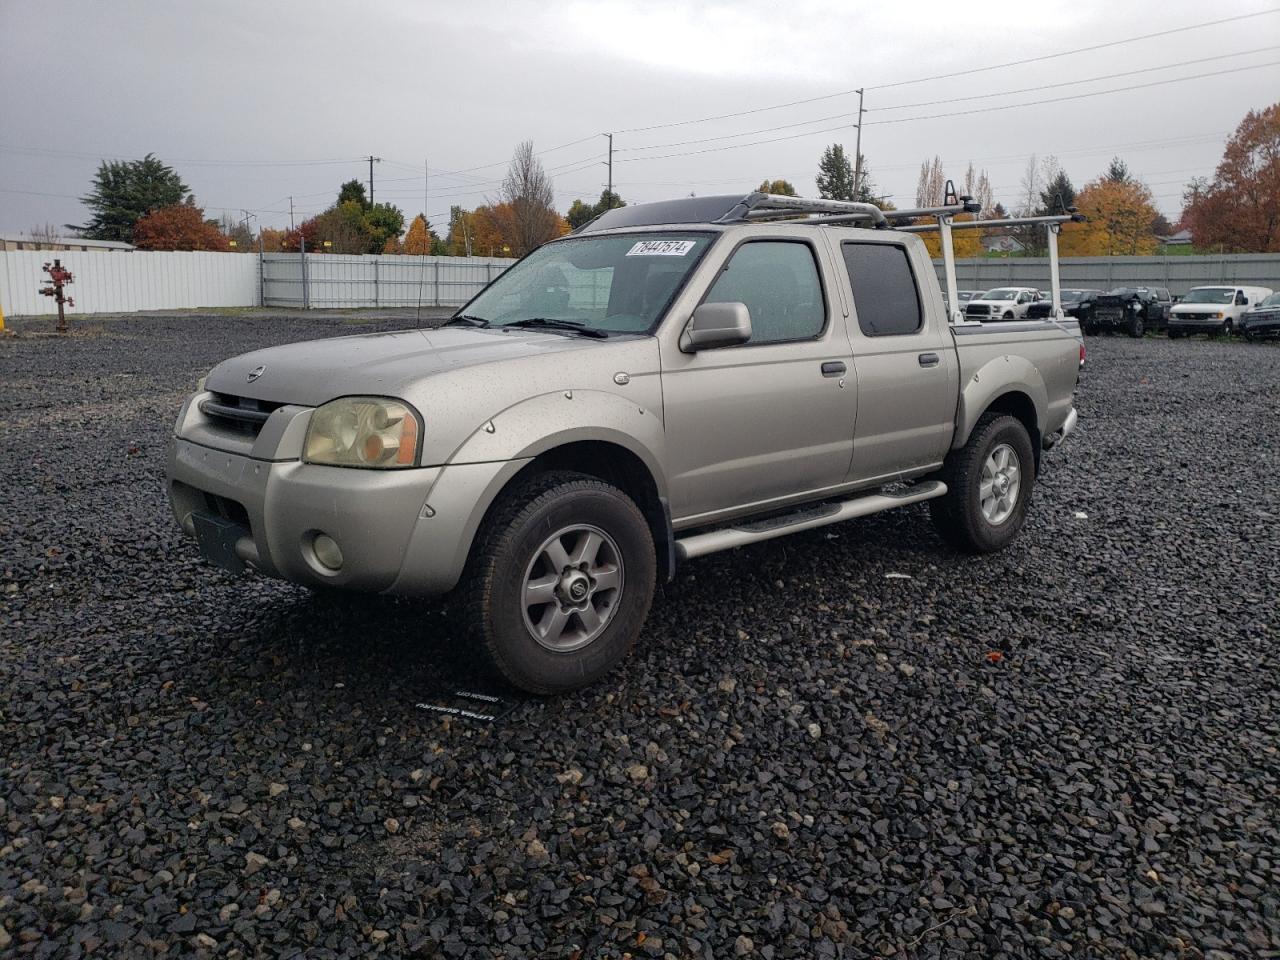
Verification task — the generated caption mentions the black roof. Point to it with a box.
[578,195,754,233]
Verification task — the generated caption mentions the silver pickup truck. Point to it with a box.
[168,192,1080,693]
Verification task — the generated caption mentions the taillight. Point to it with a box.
[1079,342,1086,368]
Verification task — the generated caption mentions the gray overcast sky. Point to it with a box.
[2,0,1278,236]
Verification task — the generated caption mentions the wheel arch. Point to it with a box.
[468,438,674,584]
[954,360,1046,472]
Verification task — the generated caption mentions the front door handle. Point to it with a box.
[918,352,941,368]
[821,361,847,378]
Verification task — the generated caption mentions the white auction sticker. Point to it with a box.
[626,239,696,257]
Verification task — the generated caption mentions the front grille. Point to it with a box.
[198,392,283,437]
[965,303,992,317]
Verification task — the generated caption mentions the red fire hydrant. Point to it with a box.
[39,259,75,334]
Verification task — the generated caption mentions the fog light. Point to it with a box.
[313,533,343,571]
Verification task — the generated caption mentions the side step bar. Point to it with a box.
[674,481,948,561]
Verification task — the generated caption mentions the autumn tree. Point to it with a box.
[501,140,560,255]
[133,201,230,251]
[756,179,797,196]
[1181,103,1280,252]
[78,154,190,242]
[400,214,444,255]
[1059,176,1159,256]
[364,203,405,253]
[260,227,289,251]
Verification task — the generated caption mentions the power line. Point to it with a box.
[871,45,1280,112]
[865,60,1280,126]
[606,9,1280,136]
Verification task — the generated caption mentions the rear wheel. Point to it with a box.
[931,414,1035,553]
[462,471,656,694]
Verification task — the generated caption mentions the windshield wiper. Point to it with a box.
[505,317,608,339]
[444,314,490,328]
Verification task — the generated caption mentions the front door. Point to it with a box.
[839,239,960,483]
[661,238,857,525]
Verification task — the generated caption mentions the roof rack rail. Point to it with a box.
[574,181,982,234]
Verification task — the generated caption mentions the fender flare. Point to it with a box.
[447,389,668,497]
[953,354,1048,450]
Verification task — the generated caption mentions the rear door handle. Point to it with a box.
[821,361,847,378]
[918,353,941,368]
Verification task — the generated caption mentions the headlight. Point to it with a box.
[303,397,421,468]
[1214,312,1224,319]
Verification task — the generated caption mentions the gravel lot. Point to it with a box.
[2,314,1278,959]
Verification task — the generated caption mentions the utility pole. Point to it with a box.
[853,88,865,201]
[368,155,381,206]
[424,157,429,234]
[604,133,613,198]
[288,196,295,231]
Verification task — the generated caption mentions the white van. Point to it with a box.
[1167,285,1275,338]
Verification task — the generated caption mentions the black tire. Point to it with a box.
[930,413,1035,554]
[1243,330,1256,342]
[461,471,656,695]
[1128,315,1145,338]
[1222,319,1234,337]
[1168,329,1182,339]
[1082,321,1096,337]
[1003,311,1015,320]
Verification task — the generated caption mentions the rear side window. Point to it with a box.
[704,241,825,344]
[842,242,923,337]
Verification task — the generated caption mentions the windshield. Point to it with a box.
[1061,290,1084,302]
[1105,287,1138,297]
[981,289,1025,301]
[1180,288,1234,304]
[1257,293,1280,308]
[458,232,714,335]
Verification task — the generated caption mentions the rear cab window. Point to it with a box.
[840,242,923,337]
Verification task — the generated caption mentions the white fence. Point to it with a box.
[6,247,1278,317]
[0,250,259,316]
[261,253,514,308]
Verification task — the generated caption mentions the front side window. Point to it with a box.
[842,242,923,337]
[460,232,713,335]
[703,241,825,344]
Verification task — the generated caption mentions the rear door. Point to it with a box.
[660,236,858,523]
[839,238,960,482]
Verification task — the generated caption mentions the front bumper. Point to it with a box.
[166,395,530,596]
[1240,317,1280,339]
[1168,315,1227,334]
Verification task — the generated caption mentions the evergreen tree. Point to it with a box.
[338,179,370,210]
[1105,157,1130,184]
[816,144,855,201]
[77,154,190,242]
[1039,169,1077,215]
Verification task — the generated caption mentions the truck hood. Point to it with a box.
[204,327,631,406]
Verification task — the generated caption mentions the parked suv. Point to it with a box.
[167,192,1080,693]
[1090,286,1172,337]
[1026,288,1102,327]
[964,287,1042,320]
[1240,291,1280,341]
[1168,285,1274,337]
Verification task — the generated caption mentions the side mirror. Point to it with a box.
[682,301,752,352]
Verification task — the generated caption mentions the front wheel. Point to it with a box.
[931,414,1035,553]
[1128,314,1145,338]
[462,471,656,694]
[1222,319,1234,337]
